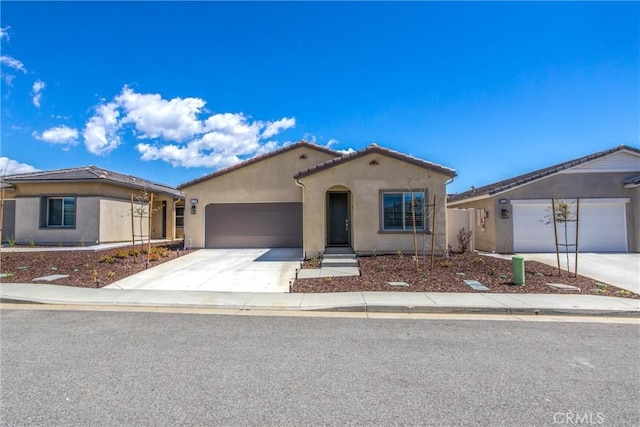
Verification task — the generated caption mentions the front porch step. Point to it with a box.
[324,247,355,255]
[321,254,358,268]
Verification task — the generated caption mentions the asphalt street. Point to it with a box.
[1,309,639,426]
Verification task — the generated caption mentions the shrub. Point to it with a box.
[99,255,115,264]
[129,249,141,257]
[457,228,473,253]
[440,260,452,268]
[113,249,129,259]
[154,247,171,257]
[147,252,161,262]
[472,256,485,265]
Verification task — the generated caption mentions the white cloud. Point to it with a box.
[0,27,10,42]
[2,74,15,86]
[0,157,39,175]
[82,86,297,167]
[31,80,45,108]
[0,55,26,73]
[326,138,339,148]
[261,117,295,139]
[337,148,356,155]
[83,102,121,155]
[302,133,317,143]
[322,138,355,154]
[33,125,79,149]
[136,142,240,169]
[116,86,205,141]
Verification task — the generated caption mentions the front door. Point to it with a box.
[327,192,350,246]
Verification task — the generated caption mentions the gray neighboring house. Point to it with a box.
[448,145,640,253]
[1,166,185,246]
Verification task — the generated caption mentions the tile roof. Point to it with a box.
[624,175,640,187]
[294,143,457,179]
[177,141,340,189]
[449,145,640,203]
[2,166,184,198]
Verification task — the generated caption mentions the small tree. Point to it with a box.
[544,197,577,277]
[131,189,154,266]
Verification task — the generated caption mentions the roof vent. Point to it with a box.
[370,142,378,147]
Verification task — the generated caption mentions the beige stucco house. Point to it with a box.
[1,166,185,246]
[448,145,640,253]
[178,141,457,258]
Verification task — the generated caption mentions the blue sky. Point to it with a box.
[1,1,638,193]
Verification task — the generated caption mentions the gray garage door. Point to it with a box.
[205,202,303,248]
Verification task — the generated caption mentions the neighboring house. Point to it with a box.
[178,141,457,258]
[1,166,185,246]
[448,145,640,253]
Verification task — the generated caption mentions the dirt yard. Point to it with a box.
[292,252,639,299]
[0,242,193,288]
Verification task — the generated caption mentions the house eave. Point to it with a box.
[4,178,184,199]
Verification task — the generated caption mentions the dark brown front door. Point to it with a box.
[327,192,350,246]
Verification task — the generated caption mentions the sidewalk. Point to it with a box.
[1,283,639,317]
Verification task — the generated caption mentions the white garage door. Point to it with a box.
[512,199,628,252]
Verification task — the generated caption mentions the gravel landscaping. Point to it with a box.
[292,252,639,299]
[0,242,193,288]
[2,246,637,299]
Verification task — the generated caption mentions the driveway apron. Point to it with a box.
[105,248,301,293]
[522,253,639,294]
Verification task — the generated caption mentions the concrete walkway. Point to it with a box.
[2,283,638,317]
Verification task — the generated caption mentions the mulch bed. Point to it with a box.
[0,242,194,288]
[293,253,639,299]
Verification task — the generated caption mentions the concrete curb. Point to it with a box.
[2,296,639,318]
[2,283,638,318]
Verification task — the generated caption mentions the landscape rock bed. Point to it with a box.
[0,243,193,288]
[293,253,639,299]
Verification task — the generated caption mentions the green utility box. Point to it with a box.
[512,255,525,286]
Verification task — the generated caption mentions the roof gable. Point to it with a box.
[560,149,640,174]
[294,144,456,179]
[449,145,640,203]
[2,166,184,198]
[178,141,340,189]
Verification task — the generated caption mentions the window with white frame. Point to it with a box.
[46,197,76,227]
[381,191,425,231]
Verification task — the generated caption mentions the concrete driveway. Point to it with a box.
[522,253,639,294]
[105,248,301,293]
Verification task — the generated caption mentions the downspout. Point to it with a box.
[295,178,306,260]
